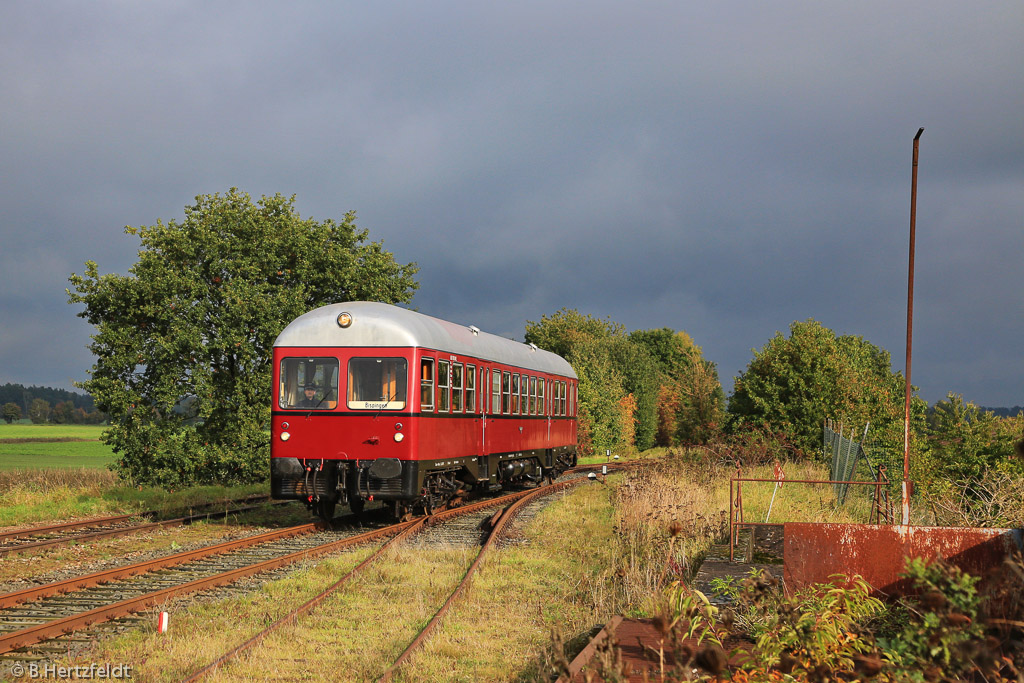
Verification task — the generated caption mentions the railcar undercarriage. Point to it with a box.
[272,447,577,523]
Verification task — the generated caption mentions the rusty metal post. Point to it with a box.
[729,476,734,561]
[873,465,884,525]
[903,127,924,525]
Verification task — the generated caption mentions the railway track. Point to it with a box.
[0,460,645,671]
[0,494,281,558]
[182,462,640,681]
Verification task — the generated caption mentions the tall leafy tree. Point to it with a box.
[525,309,632,454]
[2,403,21,424]
[727,319,922,464]
[606,337,660,450]
[925,393,1024,481]
[68,189,418,486]
[525,309,662,452]
[524,308,624,359]
[630,328,725,445]
[570,335,629,455]
[27,399,50,424]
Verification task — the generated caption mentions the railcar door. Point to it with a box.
[479,368,487,457]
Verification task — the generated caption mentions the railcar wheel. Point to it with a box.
[389,501,412,522]
[314,498,336,522]
[349,498,365,516]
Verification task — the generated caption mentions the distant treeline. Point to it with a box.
[0,383,95,412]
[980,406,1024,418]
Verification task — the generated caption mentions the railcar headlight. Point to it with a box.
[337,311,353,328]
[280,431,291,442]
[394,433,405,442]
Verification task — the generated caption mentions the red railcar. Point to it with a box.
[270,302,578,519]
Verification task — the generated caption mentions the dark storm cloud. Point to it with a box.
[0,1,1020,407]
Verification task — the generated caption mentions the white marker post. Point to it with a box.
[765,461,785,523]
[157,612,169,634]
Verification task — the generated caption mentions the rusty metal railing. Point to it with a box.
[729,466,897,562]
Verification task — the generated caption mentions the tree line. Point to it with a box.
[0,383,106,424]
[65,189,1022,495]
[526,312,1022,493]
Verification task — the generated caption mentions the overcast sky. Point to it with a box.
[1,2,1021,407]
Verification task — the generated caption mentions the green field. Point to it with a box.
[0,424,114,469]
[0,424,107,440]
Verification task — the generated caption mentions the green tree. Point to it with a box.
[524,308,624,359]
[570,336,629,455]
[606,337,661,450]
[924,393,1024,481]
[727,319,920,463]
[630,328,725,445]
[525,309,632,454]
[51,401,75,424]
[68,189,418,487]
[27,398,50,424]
[2,402,21,424]
[629,328,698,380]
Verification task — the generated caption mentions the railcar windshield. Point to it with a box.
[279,357,339,409]
[348,358,408,410]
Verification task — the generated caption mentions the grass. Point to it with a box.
[0,424,107,440]
[0,423,273,527]
[726,459,877,525]
[0,424,115,470]
[0,473,270,528]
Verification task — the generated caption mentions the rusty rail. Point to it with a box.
[180,517,426,682]
[183,475,600,681]
[378,477,583,682]
[0,521,398,654]
[0,521,324,611]
[0,461,644,661]
[0,500,289,558]
[0,494,272,545]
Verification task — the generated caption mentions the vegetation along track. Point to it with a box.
[0,515,372,658]
[182,461,643,682]
[0,461,643,671]
[0,495,279,557]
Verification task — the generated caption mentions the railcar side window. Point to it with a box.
[279,357,339,410]
[538,378,545,416]
[495,371,504,414]
[529,376,537,415]
[511,374,520,414]
[466,365,477,413]
[502,371,511,414]
[438,360,451,412]
[420,358,435,412]
[452,363,464,412]
[347,358,408,410]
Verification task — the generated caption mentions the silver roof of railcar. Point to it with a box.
[274,302,577,378]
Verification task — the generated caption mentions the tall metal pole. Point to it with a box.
[903,127,924,525]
